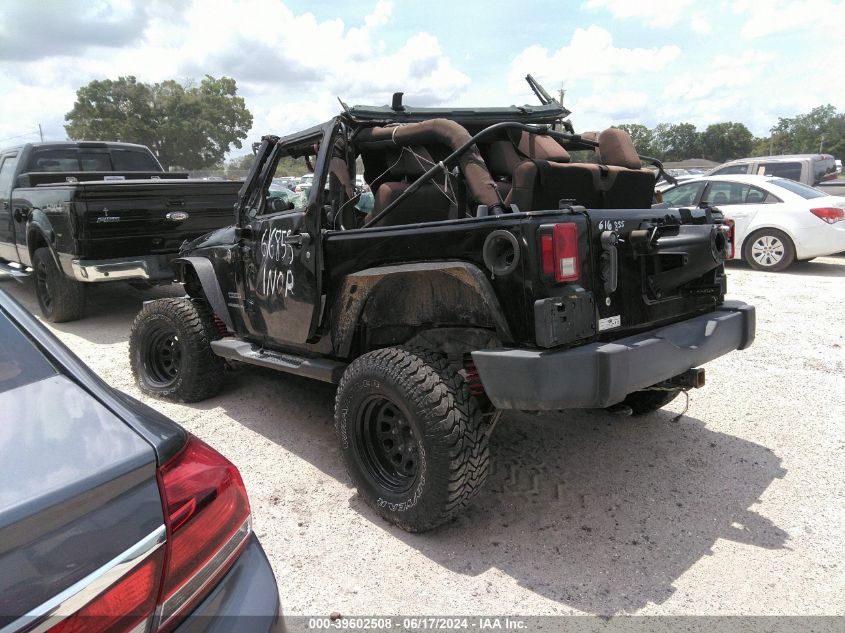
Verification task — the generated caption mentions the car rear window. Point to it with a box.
[29,149,113,172]
[27,148,160,173]
[710,164,749,176]
[111,149,161,171]
[770,178,828,199]
[0,310,56,393]
[757,162,802,181]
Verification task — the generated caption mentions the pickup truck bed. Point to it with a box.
[0,141,240,321]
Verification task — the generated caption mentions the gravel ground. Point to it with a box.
[2,255,843,617]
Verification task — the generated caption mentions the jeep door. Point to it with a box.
[237,128,330,346]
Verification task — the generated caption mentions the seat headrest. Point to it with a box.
[598,128,642,169]
[387,146,435,178]
[486,141,522,176]
[514,131,570,163]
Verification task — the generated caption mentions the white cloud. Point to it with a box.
[508,25,681,91]
[733,0,842,39]
[0,0,470,153]
[582,0,692,28]
[506,26,681,129]
[690,13,712,35]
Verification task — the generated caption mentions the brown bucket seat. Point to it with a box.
[365,146,455,226]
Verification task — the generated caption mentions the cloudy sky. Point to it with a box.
[0,0,841,159]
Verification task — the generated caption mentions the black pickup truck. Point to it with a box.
[0,142,240,321]
[129,82,756,532]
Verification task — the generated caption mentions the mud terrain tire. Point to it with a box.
[129,298,224,402]
[335,347,490,532]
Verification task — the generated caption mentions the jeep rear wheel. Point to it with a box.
[335,347,490,532]
[129,298,225,402]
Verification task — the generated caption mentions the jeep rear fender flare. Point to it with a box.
[172,256,234,331]
[332,261,513,358]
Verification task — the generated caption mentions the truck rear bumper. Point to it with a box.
[471,301,755,410]
[71,255,174,282]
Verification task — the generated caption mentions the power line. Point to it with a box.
[0,129,42,143]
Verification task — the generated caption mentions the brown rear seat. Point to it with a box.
[487,128,656,211]
[491,131,604,210]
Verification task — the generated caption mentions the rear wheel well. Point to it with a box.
[347,270,502,356]
[27,230,49,261]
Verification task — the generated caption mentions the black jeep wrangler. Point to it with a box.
[130,82,755,532]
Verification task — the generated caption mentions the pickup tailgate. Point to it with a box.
[76,179,239,259]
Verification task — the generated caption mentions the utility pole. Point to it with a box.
[38,123,43,141]
[820,135,824,153]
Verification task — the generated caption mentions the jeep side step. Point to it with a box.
[0,261,30,282]
[210,339,347,384]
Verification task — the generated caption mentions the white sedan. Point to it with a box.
[658,175,845,271]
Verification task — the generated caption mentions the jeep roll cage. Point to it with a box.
[237,76,676,230]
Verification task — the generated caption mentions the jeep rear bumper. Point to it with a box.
[471,301,755,410]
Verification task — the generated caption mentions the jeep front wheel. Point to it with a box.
[334,347,490,532]
[129,298,224,402]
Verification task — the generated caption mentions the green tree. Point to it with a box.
[653,122,701,162]
[751,105,845,157]
[615,124,656,156]
[65,75,253,170]
[699,122,754,162]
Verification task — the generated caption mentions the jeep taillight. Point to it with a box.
[154,435,251,631]
[810,207,845,224]
[541,223,580,282]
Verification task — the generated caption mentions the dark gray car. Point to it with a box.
[0,289,284,633]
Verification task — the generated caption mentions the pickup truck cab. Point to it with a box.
[129,83,755,533]
[0,142,240,322]
[708,153,844,196]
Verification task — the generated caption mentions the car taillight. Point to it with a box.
[810,207,845,224]
[541,223,580,282]
[723,218,736,259]
[49,549,165,633]
[44,436,250,633]
[154,435,251,631]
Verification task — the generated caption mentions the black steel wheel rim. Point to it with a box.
[35,259,52,313]
[356,395,419,494]
[142,322,182,387]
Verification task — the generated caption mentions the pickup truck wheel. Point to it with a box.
[129,298,224,402]
[621,389,680,415]
[743,229,795,271]
[335,347,490,532]
[33,247,85,323]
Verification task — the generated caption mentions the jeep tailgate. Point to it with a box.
[76,179,239,259]
[526,206,729,348]
[584,206,729,340]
